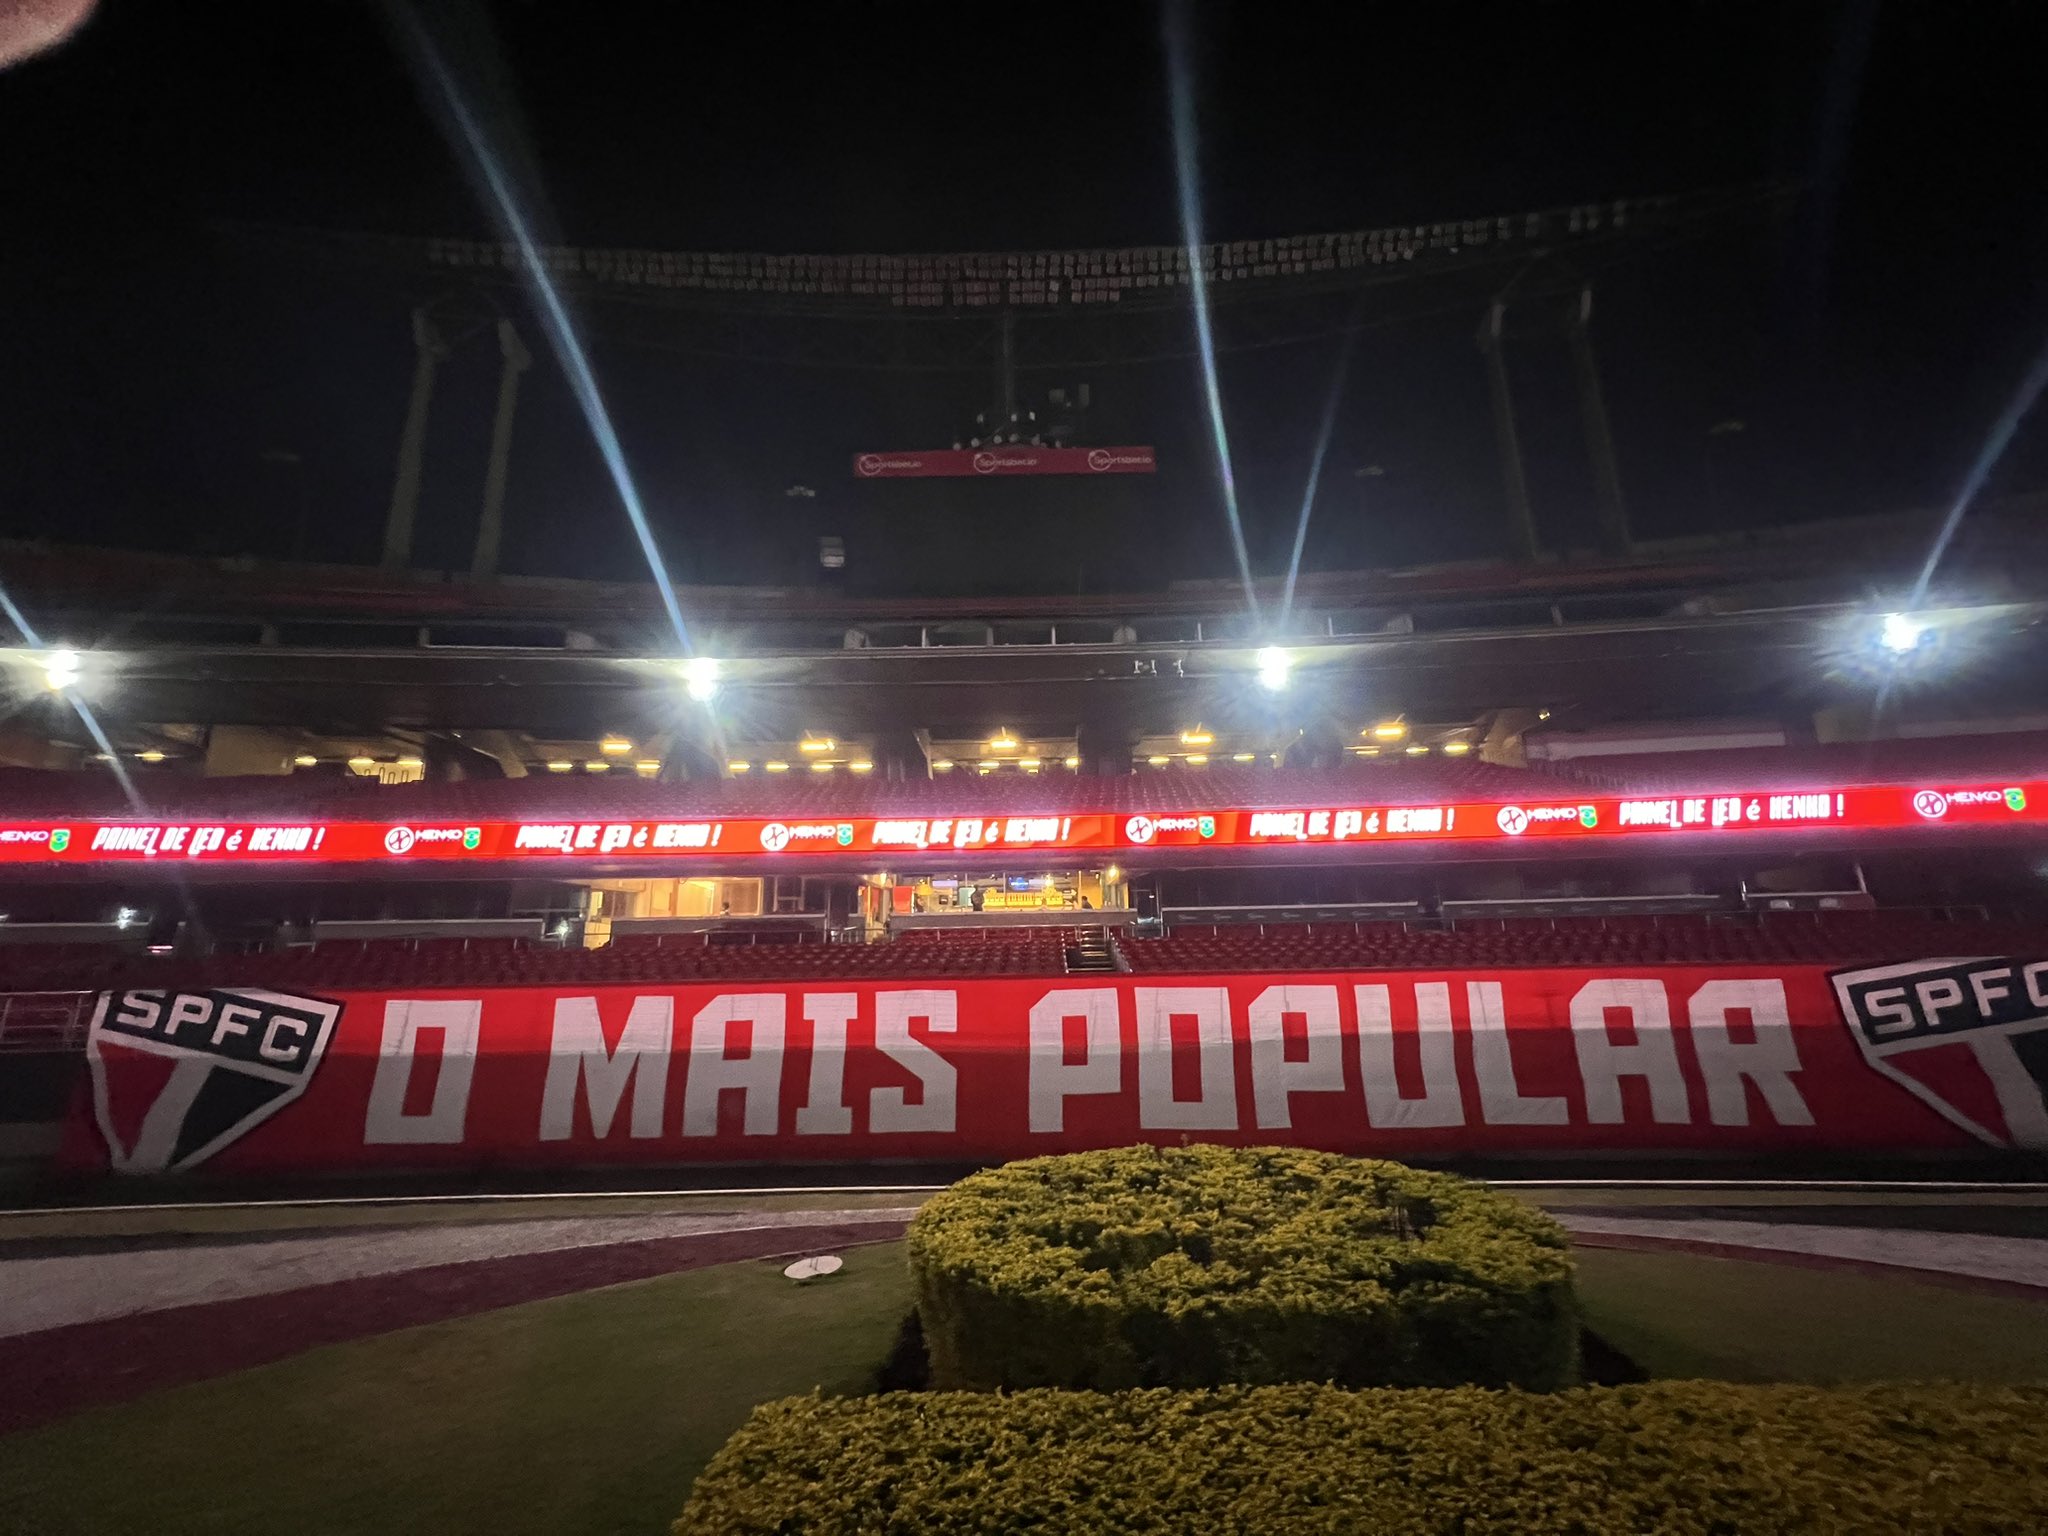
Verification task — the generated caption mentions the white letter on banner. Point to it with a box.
[870,990,957,1134]
[682,995,785,1137]
[1028,989,1121,1132]
[1136,986,1237,1130]
[539,995,671,1141]
[1355,983,1465,1128]
[795,993,858,1136]
[1247,984,1343,1129]
[1686,979,1814,1127]
[364,999,480,1145]
[1571,979,1690,1124]
[1468,981,1569,1126]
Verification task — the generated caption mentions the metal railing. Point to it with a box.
[0,991,94,1053]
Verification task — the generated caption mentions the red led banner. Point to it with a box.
[852,446,1156,477]
[62,959,2043,1178]
[0,782,2039,868]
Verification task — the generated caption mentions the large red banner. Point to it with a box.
[62,958,2048,1177]
[852,446,1156,477]
[2,780,2040,869]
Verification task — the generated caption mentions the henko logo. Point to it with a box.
[1496,806,1530,836]
[87,987,341,1172]
[385,825,417,854]
[1832,956,2048,1149]
[1913,790,1950,820]
[1124,815,1156,844]
[760,822,793,851]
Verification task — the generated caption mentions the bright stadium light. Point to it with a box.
[1185,753,1209,765]
[764,760,789,773]
[293,754,319,768]
[599,737,633,755]
[1441,740,1472,756]
[1063,755,1081,769]
[1879,612,1930,655]
[988,729,1019,752]
[931,758,955,771]
[849,760,874,773]
[682,656,721,702]
[1255,646,1291,691]
[799,736,835,753]
[40,648,80,691]
[1371,721,1408,741]
[1232,751,1255,762]
[1180,726,1213,746]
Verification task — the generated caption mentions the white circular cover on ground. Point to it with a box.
[783,1254,844,1282]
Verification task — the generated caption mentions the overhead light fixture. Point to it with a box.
[635,760,662,775]
[989,730,1019,752]
[293,754,319,768]
[1354,746,1379,757]
[1879,612,1929,655]
[1019,757,1042,769]
[1180,727,1213,746]
[932,758,955,771]
[978,759,999,770]
[727,760,751,774]
[1371,722,1408,740]
[347,755,376,770]
[800,737,835,753]
[1185,753,1209,765]
[585,760,611,773]
[1255,646,1290,691]
[1106,864,1121,882]
[682,656,721,702]
[1537,709,1552,721]
[1441,740,1472,756]
[765,760,790,773]
[1063,754,1081,769]
[1232,752,1255,763]
[599,737,633,755]
[1147,754,1169,767]
[545,759,574,772]
[1406,743,1430,756]
[811,761,835,773]
[396,755,424,769]
[849,760,874,773]
[137,749,166,764]
[40,648,80,691]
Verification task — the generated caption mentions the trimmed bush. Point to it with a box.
[906,1144,1576,1391]
[676,1381,2048,1535]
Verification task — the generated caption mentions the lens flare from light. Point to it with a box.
[1164,3,1259,624]
[394,9,695,657]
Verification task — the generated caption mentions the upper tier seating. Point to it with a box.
[7,912,2046,997]
[1121,909,2048,972]
[0,925,1084,994]
[1542,732,2048,792]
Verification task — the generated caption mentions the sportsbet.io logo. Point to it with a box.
[87,987,341,1173]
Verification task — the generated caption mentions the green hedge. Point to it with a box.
[677,1381,2048,1534]
[907,1144,1576,1390]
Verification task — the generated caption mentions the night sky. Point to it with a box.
[2,1,2045,598]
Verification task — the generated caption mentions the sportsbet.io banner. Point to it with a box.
[63,960,2048,1175]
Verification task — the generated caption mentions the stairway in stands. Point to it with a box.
[1064,925,1122,973]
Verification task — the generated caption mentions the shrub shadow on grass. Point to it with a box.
[871,1309,1646,1393]
[873,1309,931,1392]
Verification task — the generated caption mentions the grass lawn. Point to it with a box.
[0,1241,915,1536]
[1575,1246,2048,1383]
[5,1237,2045,1536]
